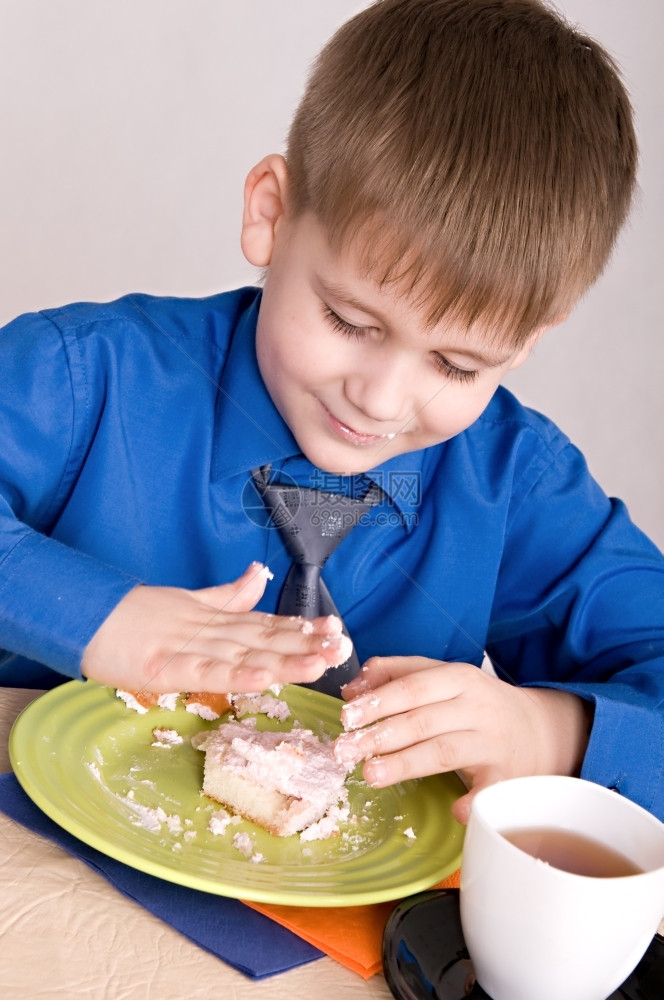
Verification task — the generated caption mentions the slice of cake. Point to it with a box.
[192,721,351,837]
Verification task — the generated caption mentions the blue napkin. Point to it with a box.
[0,771,323,979]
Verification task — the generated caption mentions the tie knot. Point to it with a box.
[255,481,375,568]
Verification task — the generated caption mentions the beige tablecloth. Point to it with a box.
[0,688,393,1000]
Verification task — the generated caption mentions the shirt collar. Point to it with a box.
[212,293,299,480]
[364,449,425,533]
[212,290,427,532]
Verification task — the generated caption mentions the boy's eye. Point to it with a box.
[323,306,369,339]
[324,305,479,384]
[433,354,479,384]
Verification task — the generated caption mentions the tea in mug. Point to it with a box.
[501,827,643,878]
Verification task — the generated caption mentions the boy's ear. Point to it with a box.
[240,154,289,267]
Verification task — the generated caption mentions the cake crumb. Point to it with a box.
[300,803,350,842]
[116,690,149,714]
[86,761,102,782]
[208,808,243,836]
[230,692,291,722]
[233,831,255,858]
[156,692,179,711]
[120,796,183,835]
[151,727,183,748]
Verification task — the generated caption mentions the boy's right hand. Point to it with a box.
[81,563,349,694]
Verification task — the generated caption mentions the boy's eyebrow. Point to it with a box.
[447,345,515,369]
[318,278,382,320]
[318,277,514,368]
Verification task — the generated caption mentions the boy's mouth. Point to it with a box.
[321,403,398,447]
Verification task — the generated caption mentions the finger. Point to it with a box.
[132,649,271,694]
[176,615,352,666]
[139,624,353,691]
[228,650,329,690]
[341,661,467,731]
[201,611,347,639]
[336,698,470,767]
[358,727,481,787]
[451,790,474,825]
[234,634,352,672]
[341,657,392,699]
[194,562,273,613]
[137,643,330,694]
[341,655,442,700]
[450,768,505,825]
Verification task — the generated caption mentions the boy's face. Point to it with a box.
[248,185,535,476]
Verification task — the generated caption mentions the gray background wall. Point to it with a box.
[1,1,662,546]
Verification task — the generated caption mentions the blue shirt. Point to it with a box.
[1,288,663,818]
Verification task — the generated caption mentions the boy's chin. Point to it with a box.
[299,441,393,478]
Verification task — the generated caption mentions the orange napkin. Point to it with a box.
[244,869,461,979]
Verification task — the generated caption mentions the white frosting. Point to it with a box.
[230,692,291,722]
[151,728,183,747]
[321,633,354,667]
[208,808,242,836]
[300,803,350,842]
[232,831,255,858]
[185,702,221,721]
[156,692,179,711]
[115,690,149,714]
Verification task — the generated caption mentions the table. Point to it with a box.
[0,688,393,1000]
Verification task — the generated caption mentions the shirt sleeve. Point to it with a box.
[486,437,664,820]
[0,311,139,679]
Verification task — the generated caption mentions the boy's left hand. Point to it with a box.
[334,656,592,824]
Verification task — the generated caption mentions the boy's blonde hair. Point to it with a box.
[286,0,637,346]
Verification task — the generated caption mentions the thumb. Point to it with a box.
[451,768,504,825]
[451,788,475,826]
[194,562,273,613]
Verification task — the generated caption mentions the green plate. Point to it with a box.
[9,680,464,906]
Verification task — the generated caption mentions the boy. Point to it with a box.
[1,0,662,824]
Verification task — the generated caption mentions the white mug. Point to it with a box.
[460,775,664,1000]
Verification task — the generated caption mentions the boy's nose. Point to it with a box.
[344,356,412,424]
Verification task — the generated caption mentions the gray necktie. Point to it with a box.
[251,466,383,696]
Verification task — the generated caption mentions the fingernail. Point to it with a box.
[341,702,365,731]
[247,563,274,586]
[334,734,364,766]
[348,677,372,695]
[322,615,343,636]
[322,634,353,667]
[321,635,343,649]
[365,759,387,787]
